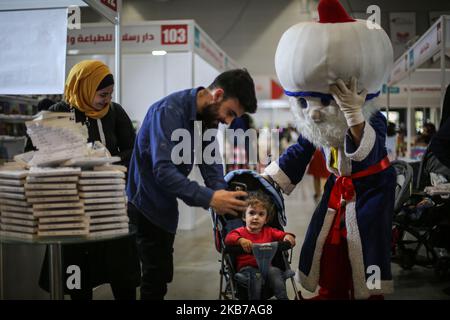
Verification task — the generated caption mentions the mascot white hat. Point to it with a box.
[275,0,393,100]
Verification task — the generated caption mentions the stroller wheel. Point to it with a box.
[399,248,415,270]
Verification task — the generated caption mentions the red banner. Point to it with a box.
[101,0,117,12]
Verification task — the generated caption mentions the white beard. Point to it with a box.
[289,97,377,149]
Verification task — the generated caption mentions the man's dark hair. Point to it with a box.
[208,68,257,113]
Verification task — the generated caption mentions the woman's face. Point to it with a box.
[92,84,114,110]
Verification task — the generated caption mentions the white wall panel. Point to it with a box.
[0,9,67,94]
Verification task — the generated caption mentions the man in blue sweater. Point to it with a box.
[127,69,257,299]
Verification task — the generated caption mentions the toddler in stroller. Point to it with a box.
[225,191,296,300]
[211,170,299,300]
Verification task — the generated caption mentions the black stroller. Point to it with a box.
[210,170,300,300]
[391,155,450,279]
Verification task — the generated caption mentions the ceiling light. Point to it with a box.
[152,50,167,56]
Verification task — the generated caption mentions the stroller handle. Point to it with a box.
[224,241,292,255]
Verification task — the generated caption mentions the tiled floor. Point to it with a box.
[94,175,450,300]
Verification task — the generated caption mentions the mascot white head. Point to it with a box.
[275,0,393,148]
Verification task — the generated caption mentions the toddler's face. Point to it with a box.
[244,204,268,233]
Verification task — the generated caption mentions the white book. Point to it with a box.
[33,202,83,210]
[94,165,127,173]
[39,222,88,230]
[62,156,121,167]
[27,195,80,204]
[0,205,33,213]
[0,178,25,186]
[25,183,77,190]
[1,161,27,170]
[28,167,81,177]
[85,209,127,217]
[33,208,85,217]
[38,229,88,237]
[0,198,30,207]
[1,211,36,220]
[84,203,126,211]
[1,217,38,227]
[79,184,125,191]
[39,216,88,224]
[90,215,129,224]
[82,197,126,204]
[0,230,36,240]
[26,176,79,183]
[0,192,26,200]
[88,228,128,237]
[80,171,125,179]
[79,190,125,198]
[25,189,78,197]
[0,170,28,179]
[78,178,125,185]
[89,222,128,231]
[1,224,37,233]
[0,185,25,193]
[13,150,35,166]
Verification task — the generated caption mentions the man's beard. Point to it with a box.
[289,97,377,149]
[198,103,220,129]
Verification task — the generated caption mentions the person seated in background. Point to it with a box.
[225,191,296,300]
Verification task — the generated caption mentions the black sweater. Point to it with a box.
[430,118,450,169]
[48,101,136,168]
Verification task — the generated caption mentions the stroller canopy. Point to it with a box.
[224,169,287,226]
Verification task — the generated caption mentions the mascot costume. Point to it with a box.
[264,0,395,299]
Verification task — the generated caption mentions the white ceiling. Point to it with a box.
[80,0,450,77]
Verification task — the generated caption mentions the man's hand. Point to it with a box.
[329,77,367,127]
[210,190,248,216]
[283,234,296,247]
[238,238,253,253]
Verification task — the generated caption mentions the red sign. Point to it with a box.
[161,25,188,45]
[271,80,284,99]
[101,0,117,12]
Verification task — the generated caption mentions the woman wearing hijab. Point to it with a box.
[39,60,140,300]
[50,60,135,165]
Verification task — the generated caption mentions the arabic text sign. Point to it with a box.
[67,24,189,53]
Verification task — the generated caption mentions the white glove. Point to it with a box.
[330,77,368,127]
[261,173,281,193]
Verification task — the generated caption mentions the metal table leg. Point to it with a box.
[48,243,63,300]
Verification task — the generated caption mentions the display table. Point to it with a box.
[0,232,132,300]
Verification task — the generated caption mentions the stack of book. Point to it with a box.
[79,170,129,237]
[25,167,88,237]
[25,112,89,167]
[0,170,37,239]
